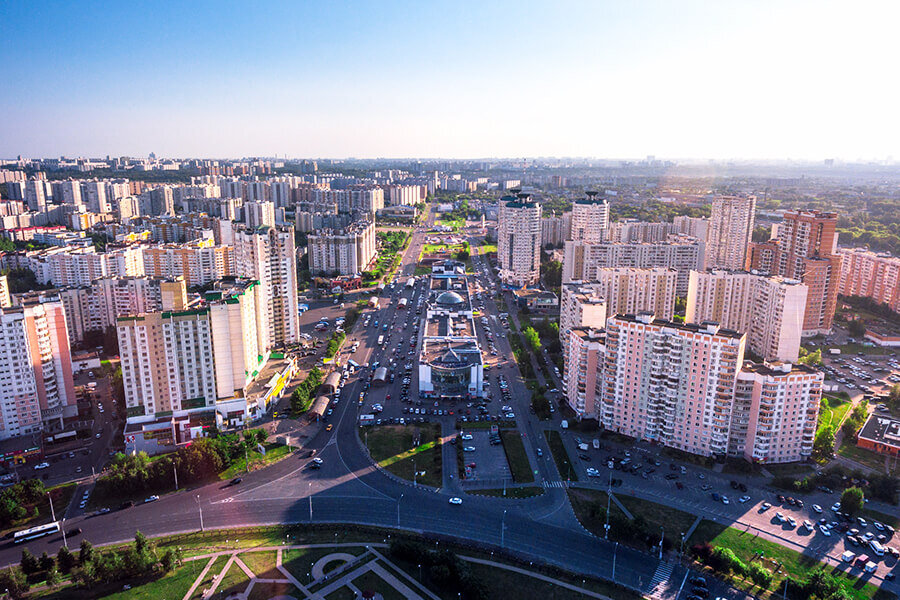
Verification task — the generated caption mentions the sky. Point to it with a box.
[2,0,899,160]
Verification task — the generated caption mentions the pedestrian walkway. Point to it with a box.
[645,561,674,598]
[607,492,634,520]
[543,480,567,488]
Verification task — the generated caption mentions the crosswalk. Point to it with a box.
[646,561,674,598]
[542,480,568,488]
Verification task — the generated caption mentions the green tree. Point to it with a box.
[848,319,866,337]
[19,548,38,575]
[79,539,95,565]
[0,567,29,599]
[840,486,865,516]
[748,562,773,588]
[38,551,54,573]
[523,326,541,352]
[56,546,76,574]
[812,425,835,460]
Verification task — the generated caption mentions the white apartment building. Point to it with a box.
[589,267,677,320]
[26,246,145,287]
[244,200,276,228]
[117,279,266,424]
[382,184,423,206]
[560,282,609,347]
[685,270,807,363]
[541,213,572,247]
[498,194,542,286]
[0,301,77,440]
[233,225,299,348]
[562,236,704,295]
[672,216,709,241]
[569,192,609,243]
[705,195,756,270]
[307,219,376,276]
[732,361,823,463]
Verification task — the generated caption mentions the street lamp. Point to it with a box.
[658,526,664,560]
[196,494,204,532]
[397,494,403,527]
[501,509,506,548]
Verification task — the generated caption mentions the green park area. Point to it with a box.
[361,424,443,487]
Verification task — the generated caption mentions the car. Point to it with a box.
[325,424,333,431]
[819,525,832,536]
[68,527,83,536]
[461,434,473,441]
[33,462,50,470]
[96,508,111,515]
[761,502,772,510]
[812,504,823,513]
[144,495,159,503]
[586,468,600,477]
[689,576,706,587]
[449,497,463,505]
[120,500,135,510]
[230,477,243,486]
[722,496,730,505]
[858,517,868,528]
[95,432,102,438]
[787,517,796,527]
[463,446,476,452]
[873,521,885,531]
[739,495,751,503]
[775,512,786,523]
[831,502,841,512]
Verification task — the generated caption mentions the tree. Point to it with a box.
[79,539,95,565]
[0,567,29,599]
[840,486,865,516]
[748,562,773,588]
[38,551,54,573]
[848,319,866,338]
[56,546,76,574]
[812,425,835,460]
[19,549,38,575]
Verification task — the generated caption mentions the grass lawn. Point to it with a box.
[362,424,443,487]
[475,243,498,255]
[247,581,301,600]
[567,488,697,545]
[283,547,364,585]
[352,569,407,600]
[220,443,294,480]
[817,396,852,435]
[35,557,208,600]
[217,559,252,597]
[153,527,374,559]
[239,550,280,578]
[687,521,885,600]
[837,441,892,474]
[468,487,544,498]
[413,265,431,276]
[325,587,357,600]
[500,429,535,483]
[390,555,639,600]
[544,430,578,482]
[830,343,890,355]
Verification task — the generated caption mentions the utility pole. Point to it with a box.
[173,463,179,491]
[501,509,506,548]
[196,494,204,531]
[604,471,612,539]
[397,494,403,527]
[659,526,664,560]
[309,483,313,522]
[48,492,66,548]
[612,542,618,581]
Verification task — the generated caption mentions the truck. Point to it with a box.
[578,443,589,452]
[368,297,379,309]
[377,335,384,346]
[406,278,415,289]
[359,414,375,425]
[561,420,569,429]
[398,297,409,309]
[829,348,842,355]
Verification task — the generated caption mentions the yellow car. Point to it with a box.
[325,423,333,432]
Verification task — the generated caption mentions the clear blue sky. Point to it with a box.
[2,1,897,160]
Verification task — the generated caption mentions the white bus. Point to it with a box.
[14,521,60,543]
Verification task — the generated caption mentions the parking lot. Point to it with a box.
[460,429,511,481]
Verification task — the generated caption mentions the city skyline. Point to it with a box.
[4,1,900,160]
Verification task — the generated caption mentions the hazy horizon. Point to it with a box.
[4,1,899,161]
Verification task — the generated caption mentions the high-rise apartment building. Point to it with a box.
[562,237,704,295]
[563,327,605,419]
[838,248,900,313]
[672,216,709,241]
[498,194,542,286]
[233,225,299,348]
[732,362,822,463]
[559,282,609,347]
[541,213,572,247]
[569,192,609,243]
[244,200,276,229]
[756,210,841,335]
[599,314,746,457]
[705,195,756,270]
[589,267,677,320]
[0,301,77,440]
[142,239,233,288]
[118,279,266,423]
[685,270,807,362]
[307,219,376,276]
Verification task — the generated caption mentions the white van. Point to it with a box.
[869,540,885,556]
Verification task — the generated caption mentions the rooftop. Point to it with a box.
[613,312,745,340]
[857,414,900,450]
[425,313,475,338]
[422,339,483,367]
[739,360,821,377]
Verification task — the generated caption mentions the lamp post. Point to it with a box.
[309,483,313,522]
[604,471,612,539]
[196,494,204,531]
[612,542,618,581]
[397,494,403,528]
[501,509,506,548]
[658,526,664,560]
